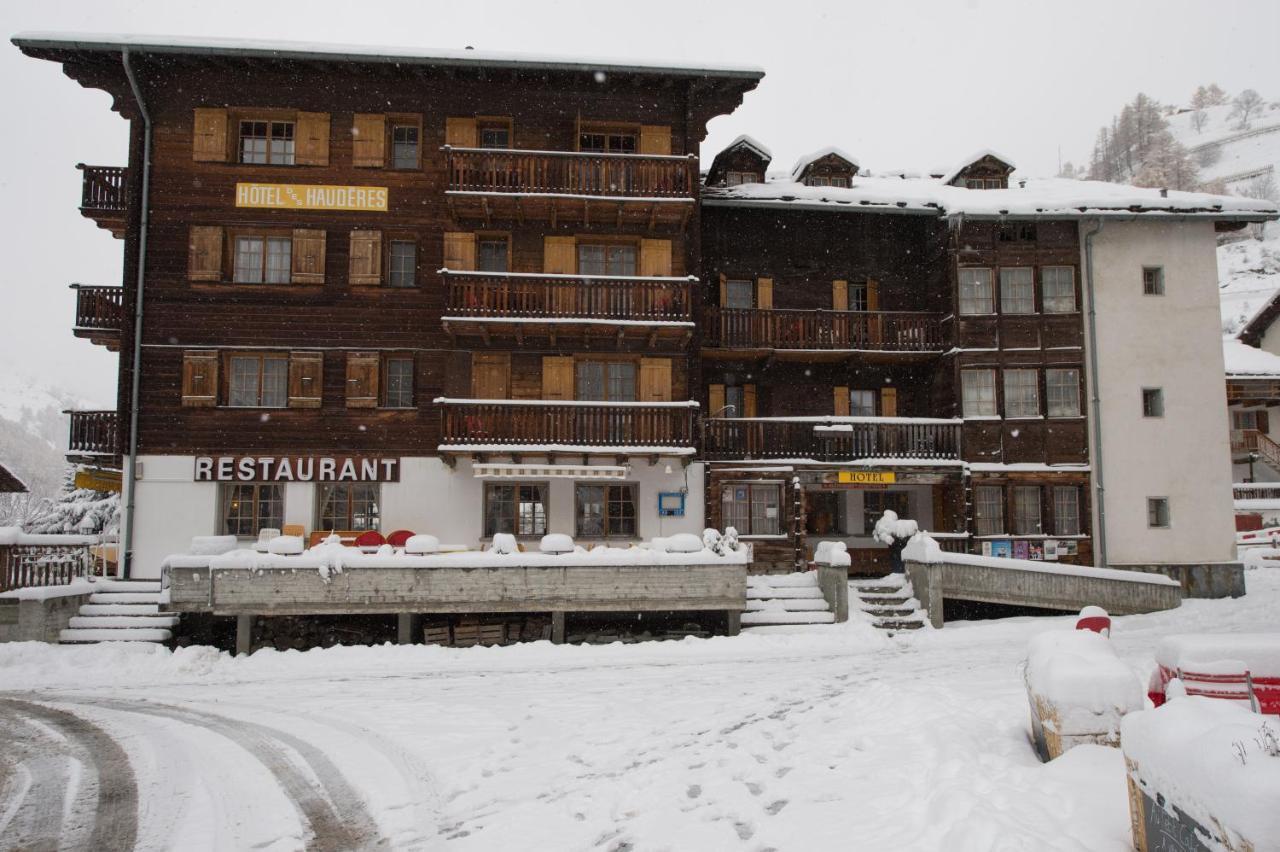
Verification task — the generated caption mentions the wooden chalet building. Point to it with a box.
[16,33,1278,583]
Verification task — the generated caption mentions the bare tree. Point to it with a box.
[1203,83,1230,106]
[1229,89,1265,130]
[1190,109,1208,132]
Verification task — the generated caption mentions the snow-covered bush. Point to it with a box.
[25,468,119,536]
[871,510,918,546]
[540,533,574,554]
[722,526,739,552]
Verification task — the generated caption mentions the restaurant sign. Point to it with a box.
[235,183,389,212]
[194,456,400,483]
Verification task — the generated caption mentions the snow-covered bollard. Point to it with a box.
[490,533,518,555]
[540,533,574,555]
[1075,605,1111,636]
[1122,698,1280,851]
[1024,629,1144,762]
[266,535,304,556]
[811,540,850,622]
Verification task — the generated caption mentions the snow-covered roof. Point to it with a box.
[790,147,860,179]
[11,32,765,80]
[702,174,1279,221]
[939,149,1017,185]
[0,463,27,493]
[724,134,772,161]
[1224,339,1280,377]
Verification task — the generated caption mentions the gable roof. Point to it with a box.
[723,134,772,161]
[1239,289,1280,346]
[0,462,27,493]
[940,149,1017,185]
[790,147,860,180]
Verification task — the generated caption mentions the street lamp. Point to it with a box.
[1249,450,1260,483]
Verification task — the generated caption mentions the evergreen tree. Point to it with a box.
[25,467,119,535]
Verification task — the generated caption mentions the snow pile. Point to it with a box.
[539,533,574,554]
[1025,630,1143,733]
[813,540,851,567]
[1122,698,1280,848]
[871,510,917,545]
[489,533,518,555]
[188,535,238,556]
[266,535,303,556]
[1223,338,1280,376]
[659,533,703,554]
[405,534,440,554]
[0,526,99,546]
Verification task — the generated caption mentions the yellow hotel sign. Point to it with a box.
[838,470,896,485]
[235,183,388,212]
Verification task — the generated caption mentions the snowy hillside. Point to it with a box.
[1168,100,1280,196]
[1220,227,1280,335]
[0,374,94,511]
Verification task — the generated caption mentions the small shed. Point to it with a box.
[706,134,772,186]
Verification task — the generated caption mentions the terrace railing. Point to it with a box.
[78,164,128,212]
[444,147,696,198]
[703,307,947,351]
[703,417,962,461]
[438,399,698,449]
[71,285,125,332]
[443,271,694,322]
[67,410,119,457]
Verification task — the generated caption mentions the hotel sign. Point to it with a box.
[837,471,897,485]
[194,456,400,483]
[235,183,389,212]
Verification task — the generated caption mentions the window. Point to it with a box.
[479,125,510,149]
[965,177,1006,189]
[1004,369,1040,418]
[864,491,909,534]
[478,237,510,273]
[575,484,637,538]
[1000,267,1035,314]
[391,125,419,169]
[1042,267,1076,313]
[389,240,416,288]
[576,361,636,401]
[227,354,287,407]
[578,244,636,276]
[725,171,759,186]
[850,390,876,417]
[1142,388,1164,418]
[1046,369,1081,417]
[724,279,754,309]
[962,369,997,417]
[484,483,547,536]
[974,486,1004,536]
[998,224,1037,242]
[579,131,636,153]
[725,385,744,417]
[221,483,284,538]
[1233,410,1259,430]
[849,280,869,312]
[721,483,782,535]
[234,236,292,284]
[383,356,414,408]
[1143,267,1165,295]
[318,483,380,531]
[239,120,294,165]
[958,268,994,314]
[1012,486,1042,535]
[806,175,849,188]
[1147,497,1170,528]
[1054,487,1081,536]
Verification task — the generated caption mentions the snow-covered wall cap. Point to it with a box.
[1224,339,1280,377]
[11,31,765,80]
[939,149,1017,185]
[790,146,860,179]
[724,134,772,161]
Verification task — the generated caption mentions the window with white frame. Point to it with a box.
[234,236,291,284]
[389,240,416,288]
[239,120,294,165]
[974,486,1004,536]
[484,483,547,537]
[962,369,997,417]
[999,267,1035,314]
[1046,369,1081,417]
[1054,487,1081,536]
[227,354,288,408]
[1004,369,1040,418]
[576,361,636,402]
[724,279,754,309]
[1042,266,1076,313]
[850,389,876,417]
[383,356,414,408]
[958,268,994,315]
[1012,486,1042,535]
[721,483,782,535]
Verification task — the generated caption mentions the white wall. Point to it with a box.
[127,454,705,579]
[1083,219,1237,565]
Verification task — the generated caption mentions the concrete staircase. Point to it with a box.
[852,574,927,634]
[59,581,177,644]
[742,572,836,628]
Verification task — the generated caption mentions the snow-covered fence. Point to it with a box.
[0,528,101,592]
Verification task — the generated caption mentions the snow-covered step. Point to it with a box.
[68,615,180,629]
[747,598,831,612]
[742,610,836,626]
[88,592,164,605]
[851,575,928,635]
[747,575,820,588]
[59,627,173,643]
[78,603,161,616]
[746,586,825,600]
[95,580,162,593]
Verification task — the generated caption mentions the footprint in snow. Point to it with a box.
[686,784,702,799]
[745,781,764,796]
[765,800,788,816]
[734,821,755,840]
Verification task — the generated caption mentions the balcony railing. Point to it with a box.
[443,271,694,322]
[78,164,128,212]
[703,307,948,351]
[703,417,962,461]
[444,147,696,199]
[67,410,119,457]
[437,399,698,450]
[72,284,125,332]
[1234,482,1280,500]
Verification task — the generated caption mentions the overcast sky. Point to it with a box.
[3,0,1279,405]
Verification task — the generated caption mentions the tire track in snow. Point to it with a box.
[0,698,139,852]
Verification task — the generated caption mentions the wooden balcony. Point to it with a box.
[703,417,962,462]
[441,271,694,347]
[66,410,120,465]
[77,164,128,238]
[1227,377,1280,404]
[443,147,696,227]
[437,399,698,459]
[702,307,948,362]
[71,284,124,351]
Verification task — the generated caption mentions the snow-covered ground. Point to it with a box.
[2,571,1278,851]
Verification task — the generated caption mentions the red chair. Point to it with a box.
[354,530,386,551]
[386,529,415,548]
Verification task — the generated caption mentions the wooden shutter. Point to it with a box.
[346,352,379,408]
[640,239,673,277]
[1258,410,1271,434]
[181,350,218,407]
[443,232,477,271]
[188,226,223,282]
[192,108,228,162]
[757,277,774,310]
[880,387,898,417]
[743,384,758,418]
[638,125,672,155]
[833,279,849,311]
[866,278,881,311]
[472,353,512,399]
[708,384,725,417]
[639,358,673,402]
[719,273,728,306]
[352,113,385,167]
[295,111,330,166]
[349,230,383,286]
[543,236,577,274]
[833,386,851,416]
[445,117,479,148]
[291,229,326,284]
[541,356,575,400]
[288,352,323,408]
